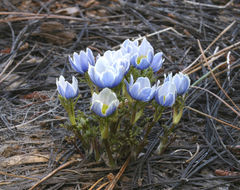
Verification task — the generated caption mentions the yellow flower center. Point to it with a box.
[137,55,147,64]
[102,104,109,115]
[163,96,166,103]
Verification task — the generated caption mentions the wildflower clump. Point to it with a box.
[56,37,190,167]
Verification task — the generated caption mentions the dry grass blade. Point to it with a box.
[0,171,38,181]
[97,182,110,190]
[184,0,234,9]
[29,160,79,190]
[191,86,240,117]
[182,20,236,74]
[186,41,240,75]
[0,11,86,23]
[185,106,240,131]
[0,45,36,84]
[105,155,131,190]
[89,177,105,190]
[197,40,240,112]
[186,143,200,163]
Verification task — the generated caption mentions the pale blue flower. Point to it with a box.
[130,38,154,70]
[69,48,95,74]
[173,72,191,95]
[155,81,176,107]
[56,75,79,99]
[125,75,158,102]
[88,51,126,88]
[91,88,119,117]
[164,72,173,83]
[150,52,164,73]
[120,39,139,55]
[103,50,130,75]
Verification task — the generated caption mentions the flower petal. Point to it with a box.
[101,71,115,88]
[86,48,95,65]
[138,87,152,101]
[129,82,140,99]
[150,52,163,72]
[79,51,89,72]
[91,101,104,117]
[65,82,76,99]
[138,58,150,70]
[139,38,153,55]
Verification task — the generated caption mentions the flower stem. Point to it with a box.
[67,99,77,126]
[173,106,183,125]
[130,101,137,125]
[92,139,100,161]
[101,119,109,139]
[156,124,176,155]
[84,73,94,95]
[100,118,115,166]
[136,106,164,154]
[103,139,115,167]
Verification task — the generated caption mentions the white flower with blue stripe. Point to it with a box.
[121,38,164,72]
[150,52,164,73]
[155,81,176,107]
[69,48,95,74]
[173,72,191,95]
[88,50,126,88]
[120,39,139,55]
[125,75,158,102]
[56,75,79,99]
[91,88,119,117]
[130,38,154,70]
[103,50,130,75]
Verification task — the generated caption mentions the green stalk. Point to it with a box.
[136,106,164,154]
[173,105,183,125]
[84,73,95,95]
[145,106,164,140]
[173,96,184,125]
[92,139,100,161]
[155,130,169,155]
[130,101,137,125]
[103,139,115,167]
[100,118,115,167]
[156,97,185,155]
[101,119,109,139]
[67,99,76,126]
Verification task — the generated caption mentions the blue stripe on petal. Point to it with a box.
[137,58,150,70]
[147,50,154,63]
[65,82,76,99]
[164,94,175,107]
[138,88,152,102]
[111,67,124,88]
[57,84,65,97]
[139,38,152,55]
[69,55,84,74]
[79,51,89,72]
[158,95,165,106]
[88,66,97,84]
[129,83,140,99]
[105,104,116,117]
[150,52,163,72]
[101,71,115,88]
[91,101,104,117]
[87,48,95,65]
[130,54,138,67]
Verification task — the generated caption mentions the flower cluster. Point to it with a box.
[56,37,191,166]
